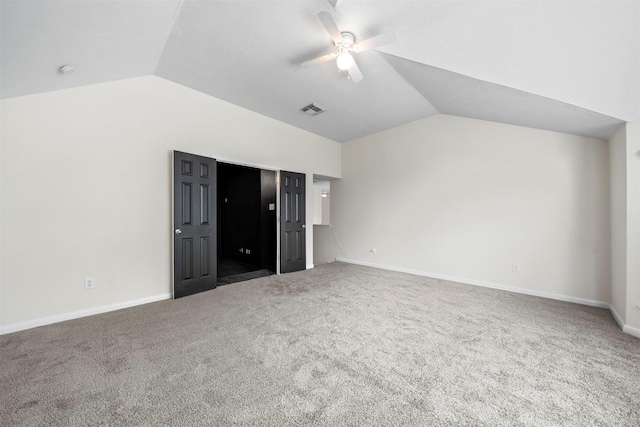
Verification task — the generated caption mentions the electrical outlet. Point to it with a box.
[512,263,521,273]
[84,277,96,290]
[245,249,251,255]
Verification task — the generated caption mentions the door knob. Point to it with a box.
[301,224,306,229]
[175,229,182,235]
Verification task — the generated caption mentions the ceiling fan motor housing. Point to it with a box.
[337,32,355,53]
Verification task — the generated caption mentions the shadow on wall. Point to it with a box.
[313,226,337,265]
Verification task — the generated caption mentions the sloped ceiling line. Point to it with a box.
[380,53,625,141]
[1,0,638,142]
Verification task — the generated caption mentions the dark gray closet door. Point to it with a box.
[173,151,217,298]
[280,171,306,273]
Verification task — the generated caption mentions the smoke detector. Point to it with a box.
[58,65,74,75]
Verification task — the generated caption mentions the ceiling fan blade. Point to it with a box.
[318,11,343,44]
[354,32,397,52]
[348,59,363,83]
[301,53,336,68]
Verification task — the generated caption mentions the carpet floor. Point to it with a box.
[1,262,639,426]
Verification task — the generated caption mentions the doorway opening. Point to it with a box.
[217,162,277,285]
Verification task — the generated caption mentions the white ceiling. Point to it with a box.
[2,0,638,142]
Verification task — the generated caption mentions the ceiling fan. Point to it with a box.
[301,11,396,83]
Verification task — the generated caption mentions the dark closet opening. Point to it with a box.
[217,163,277,285]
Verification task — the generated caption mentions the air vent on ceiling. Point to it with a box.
[301,103,326,116]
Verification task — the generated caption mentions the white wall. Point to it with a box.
[609,124,627,321]
[608,117,640,335]
[625,118,640,331]
[0,76,341,331]
[312,181,331,226]
[326,114,611,303]
[312,185,323,225]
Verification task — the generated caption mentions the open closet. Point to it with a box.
[217,162,277,285]
[173,151,306,298]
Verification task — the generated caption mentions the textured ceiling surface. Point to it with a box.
[0,0,182,99]
[1,0,638,142]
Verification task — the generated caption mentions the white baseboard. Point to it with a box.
[336,258,640,339]
[4,262,639,340]
[609,305,625,330]
[623,325,640,339]
[336,258,608,308]
[608,306,640,338]
[0,293,171,335]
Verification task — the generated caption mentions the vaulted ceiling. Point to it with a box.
[2,1,638,142]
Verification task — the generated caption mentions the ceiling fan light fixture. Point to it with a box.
[336,52,354,71]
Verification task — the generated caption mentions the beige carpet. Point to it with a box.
[1,262,639,426]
